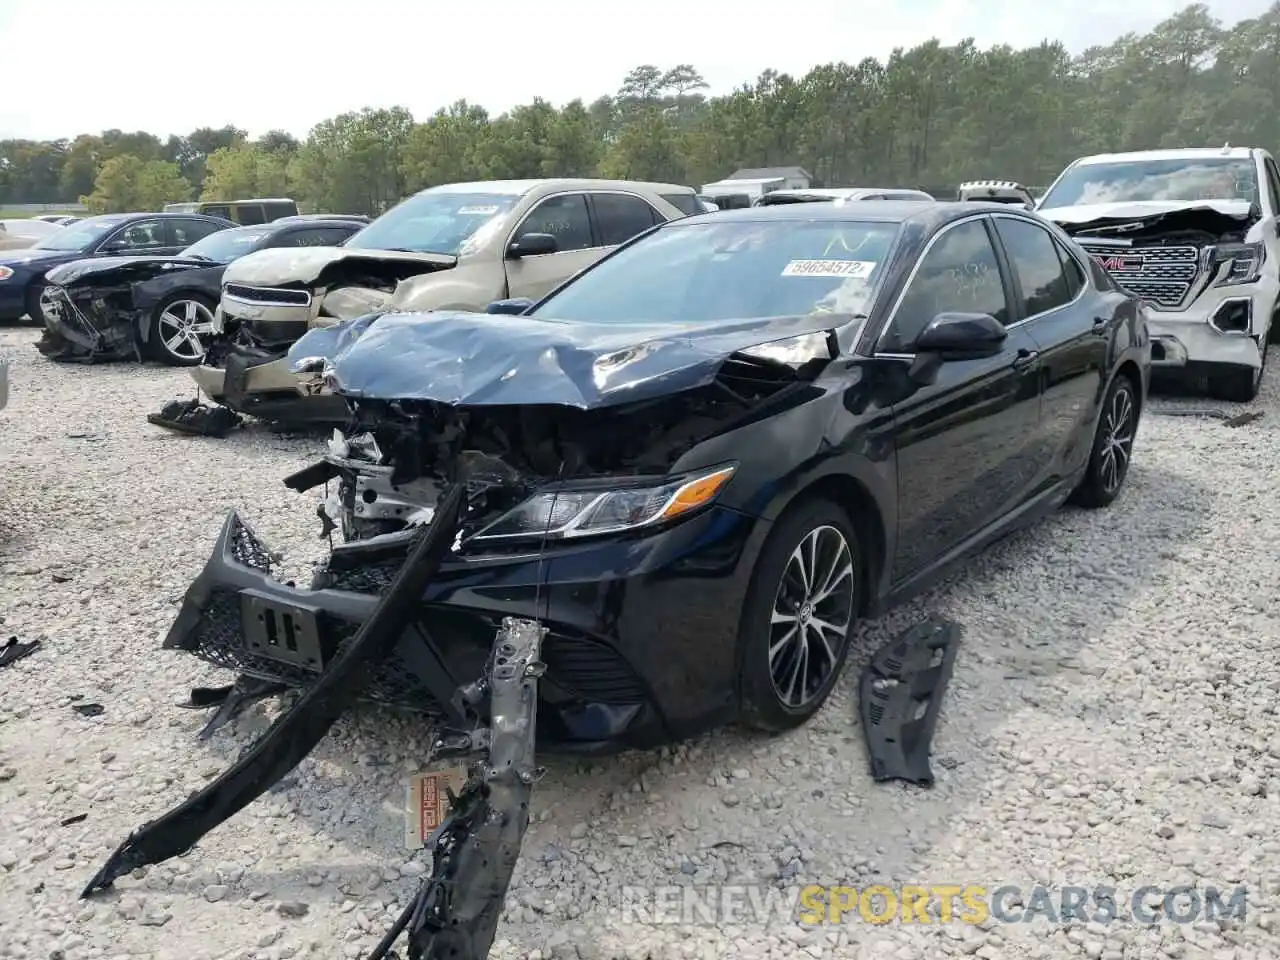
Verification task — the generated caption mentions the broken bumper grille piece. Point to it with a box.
[80,482,468,897]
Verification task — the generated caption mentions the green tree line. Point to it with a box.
[2,3,1277,216]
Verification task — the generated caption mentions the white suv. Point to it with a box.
[1038,146,1279,401]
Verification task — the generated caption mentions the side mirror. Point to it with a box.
[99,240,127,254]
[916,312,1007,361]
[485,297,535,315]
[507,233,557,258]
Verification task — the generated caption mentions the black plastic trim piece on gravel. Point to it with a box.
[147,399,243,438]
[860,616,961,787]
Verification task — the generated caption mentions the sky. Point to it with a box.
[0,0,1271,142]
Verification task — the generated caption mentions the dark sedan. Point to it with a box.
[0,213,235,326]
[39,219,363,365]
[162,201,1150,753]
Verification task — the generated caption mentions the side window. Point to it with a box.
[592,193,663,245]
[1055,238,1087,300]
[660,192,701,217]
[321,227,358,245]
[994,217,1073,318]
[263,201,298,221]
[1264,158,1280,215]
[515,194,593,252]
[884,219,1009,353]
[168,218,223,247]
[108,220,166,251]
[272,228,336,248]
[201,205,232,220]
[235,204,267,226]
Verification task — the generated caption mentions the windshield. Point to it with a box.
[531,218,900,324]
[33,216,125,252]
[1040,157,1259,208]
[182,227,267,263]
[345,191,520,256]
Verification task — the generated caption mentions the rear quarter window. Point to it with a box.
[660,192,702,217]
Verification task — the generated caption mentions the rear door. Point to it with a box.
[167,217,226,250]
[880,215,1045,582]
[504,192,601,300]
[991,214,1106,490]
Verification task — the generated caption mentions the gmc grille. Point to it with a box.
[1079,243,1200,309]
[223,283,311,306]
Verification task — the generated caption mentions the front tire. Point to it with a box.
[146,293,216,366]
[1070,373,1139,509]
[24,282,48,327]
[1207,335,1267,403]
[739,498,861,732]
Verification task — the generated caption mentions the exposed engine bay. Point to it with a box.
[287,354,817,543]
[36,282,144,362]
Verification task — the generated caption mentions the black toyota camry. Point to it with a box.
[164,201,1150,753]
[39,218,362,365]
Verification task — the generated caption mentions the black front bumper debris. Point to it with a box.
[80,482,468,897]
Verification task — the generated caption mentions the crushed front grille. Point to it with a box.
[223,283,311,306]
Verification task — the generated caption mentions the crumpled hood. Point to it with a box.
[287,309,837,409]
[46,255,208,285]
[1040,198,1255,225]
[222,246,457,286]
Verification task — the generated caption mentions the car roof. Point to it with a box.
[418,178,697,197]
[1075,147,1256,164]
[676,199,1025,228]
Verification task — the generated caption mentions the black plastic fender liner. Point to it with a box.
[859,616,961,787]
[80,482,468,898]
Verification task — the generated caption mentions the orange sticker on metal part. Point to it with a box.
[405,766,468,849]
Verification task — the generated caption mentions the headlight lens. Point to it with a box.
[471,463,737,542]
[1214,241,1264,286]
[0,267,13,281]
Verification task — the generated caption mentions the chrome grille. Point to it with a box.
[223,283,311,306]
[1079,243,1200,308]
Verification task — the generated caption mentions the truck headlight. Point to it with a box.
[471,464,737,543]
[1213,242,1264,286]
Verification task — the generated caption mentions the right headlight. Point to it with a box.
[0,267,13,281]
[471,463,737,543]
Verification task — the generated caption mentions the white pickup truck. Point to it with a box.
[1038,146,1279,401]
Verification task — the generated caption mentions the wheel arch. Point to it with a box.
[756,470,889,620]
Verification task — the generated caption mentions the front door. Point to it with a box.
[505,193,604,300]
[880,216,1045,582]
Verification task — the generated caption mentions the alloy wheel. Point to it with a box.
[158,300,215,361]
[767,524,856,708]
[1099,383,1135,494]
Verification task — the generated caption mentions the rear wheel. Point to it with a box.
[739,498,861,732]
[146,293,216,366]
[1070,373,1139,509]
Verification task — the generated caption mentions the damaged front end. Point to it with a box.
[36,281,145,363]
[1047,201,1271,373]
[166,250,461,434]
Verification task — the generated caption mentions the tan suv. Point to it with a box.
[184,178,699,424]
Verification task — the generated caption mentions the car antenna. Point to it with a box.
[533,462,566,625]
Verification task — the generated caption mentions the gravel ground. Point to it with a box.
[3,327,1280,960]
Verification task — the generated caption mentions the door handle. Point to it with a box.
[1012,348,1039,370]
